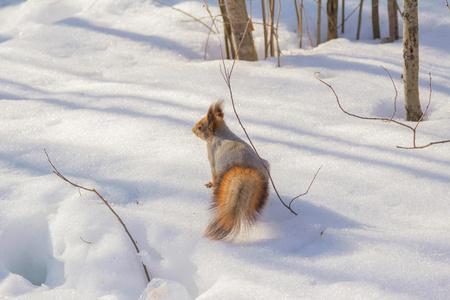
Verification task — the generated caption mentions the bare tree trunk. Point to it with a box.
[219,0,235,59]
[317,0,321,45]
[268,0,275,57]
[403,0,423,121]
[327,0,338,40]
[341,0,345,33]
[372,0,380,39]
[356,0,363,40]
[225,0,258,61]
[300,0,304,47]
[261,0,268,58]
[295,0,303,48]
[394,0,399,39]
[387,0,399,42]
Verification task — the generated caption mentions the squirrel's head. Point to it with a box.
[193,100,224,141]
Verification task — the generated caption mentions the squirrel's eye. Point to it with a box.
[197,126,202,131]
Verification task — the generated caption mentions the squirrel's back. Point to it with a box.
[209,130,269,178]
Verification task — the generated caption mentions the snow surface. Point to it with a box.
[0,0,449,299]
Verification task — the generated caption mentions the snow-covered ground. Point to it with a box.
[0,0,449,299]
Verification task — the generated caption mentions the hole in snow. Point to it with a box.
[0,216,63,286]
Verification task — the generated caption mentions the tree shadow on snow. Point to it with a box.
[280,50,450,104]
[250,129,450,184]
[56,17,202,60]
[258,195,366,256]
[0,0,26,8]
[224,195,367,284]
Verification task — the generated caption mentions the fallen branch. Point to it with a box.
[80,237,92,244]
[314,68,450,149]
[44,149,151,283]
[219,22,321,216]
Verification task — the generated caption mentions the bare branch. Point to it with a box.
[202,1,220,34]
[289,166,323,209]
[314,70,412,131]
[397,139,450,149]
[337,2,361,29]
[397,73,450,149]
[311,0,338,32]
[413,73,433,134]
[302,5,315,48]
[44,149,151,283]
[380,65,398,122]
[152,0,217,34]
[315,70,450,149]
[202,0,221,59]
[219,23,321,216]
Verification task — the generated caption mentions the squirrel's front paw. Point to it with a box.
[205,182,213,188]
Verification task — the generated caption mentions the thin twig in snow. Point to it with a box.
[44,149,151,283]
[80,237,92,244]
[380,65,398,122]
[289,166,323,208]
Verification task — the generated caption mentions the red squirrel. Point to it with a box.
[192,101,270,240]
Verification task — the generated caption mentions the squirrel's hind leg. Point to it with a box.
[205,170,218,188]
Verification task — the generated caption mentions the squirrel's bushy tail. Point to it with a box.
[205,164,269,240]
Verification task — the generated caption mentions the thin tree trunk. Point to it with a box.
[403,0,423,121]
[276,0,281,67]
[327,0,338,40]
[300,0,304,48]
[388,0,396,42]
[356,0,363,40]
[218,0,235,59]
[261,0,268,58]
[317,0,321,45]
[268,0,275,57]
[341,0,345,33]
[372,0,380,39]
[225,0,258,61]
[295,0,303,48]
[394,0,399,39]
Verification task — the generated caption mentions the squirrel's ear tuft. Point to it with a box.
[206,100,224,132]
[207,103,215,124]
[213,100,224,119]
